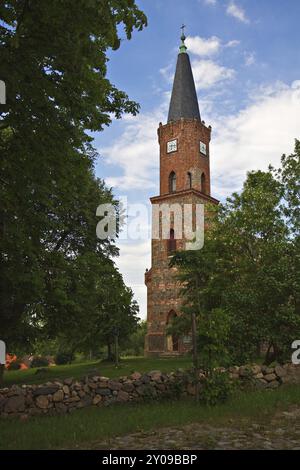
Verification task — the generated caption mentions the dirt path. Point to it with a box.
[87,406,300,450]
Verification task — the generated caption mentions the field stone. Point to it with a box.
[64,377,73,386]
[78,396,92,407]
[108,381,123,391]
[229,373,239,380]
[141,375,151,384]
[156,384,166,392]
[275,366,287,378]
[62,385,70,395]
[136,385,147,396]
[33,385,59,397]
[122,382,135,393]
[88,382,98,390]
[117,390,130,402]
[7,388,23,397]
[131,372,142,381]
[97,382,109,389]
[53,390,64,402]
[67,396,80,403]
[254,373,264,379]
[96,388,111,397]
[267,380,280,389]
[36,395,49,409]
[239,366,252,377]
[251,365,261,375]
[93,395,102,406]
[4,395,25,413]
[262,367,274,375]
[264,373,277,382]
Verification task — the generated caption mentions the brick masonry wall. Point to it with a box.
[1,363,300,419]
[145,118,219,356]
[158,119,211,196]
[145,190,218,355]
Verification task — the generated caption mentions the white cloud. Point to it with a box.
[186,35,239,58]
[226,1,250,24]
[210,81,300,199]
[192,59,235,90]
[101,107,165,191]
[244,52,256,66]
[203,0,217,5]
[186,36,221,57]
[115,241,151,319]
[225,39,240,48]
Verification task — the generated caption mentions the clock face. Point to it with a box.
[167,139,177,153]
[200,141,207,155]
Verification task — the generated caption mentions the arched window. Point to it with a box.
[168,228,176,254]
[169,171,176,193]
[201,172,206,194]
[187,172,192,189]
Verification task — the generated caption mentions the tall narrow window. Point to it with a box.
[169,171,176,193]
[187,172,192,189]
[168,228,176,254]
[201,172,206,194]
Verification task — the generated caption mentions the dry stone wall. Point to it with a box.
[1,363,300,419]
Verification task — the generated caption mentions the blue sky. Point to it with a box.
[94,0,300,318]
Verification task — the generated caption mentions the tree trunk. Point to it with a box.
[264,342,278,365]
[107,341,114,361]
[114,334,119,368]
[191,312,200,402]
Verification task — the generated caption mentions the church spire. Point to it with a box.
[167,27,201,123]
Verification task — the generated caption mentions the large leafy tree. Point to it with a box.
[172,142,300,366]
[0,1,147,380]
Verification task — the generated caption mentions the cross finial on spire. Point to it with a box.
[179,24,187,53]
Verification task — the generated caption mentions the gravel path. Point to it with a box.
[89,406,300,450]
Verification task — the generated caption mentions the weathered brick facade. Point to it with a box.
[144,39,218,357]
[145,119,218,356]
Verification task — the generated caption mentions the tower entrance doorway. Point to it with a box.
[166,310,179,352]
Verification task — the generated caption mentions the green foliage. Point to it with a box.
[197,309,231,371]
[30,357,49,368]
[172,141,300,366]
[0,1,147,352]
[55,351,75,366]
[199,372,233,406]
[122,321,147,356]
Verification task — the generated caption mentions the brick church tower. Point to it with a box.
[144,32,218,357]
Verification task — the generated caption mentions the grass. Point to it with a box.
[1,384,300,450]
[2,356,193,387]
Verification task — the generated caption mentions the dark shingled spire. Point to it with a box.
[167,31,201,123]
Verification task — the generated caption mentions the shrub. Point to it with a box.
[30,356,49,368]
[55,351,74,365]
[200,372,233,406]
[7,361,21,371]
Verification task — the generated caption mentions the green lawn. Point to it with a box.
[1,384,300,450]
[2,356,192,387]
